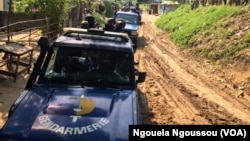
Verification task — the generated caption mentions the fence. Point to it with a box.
[0,17,60,46]
[0,16,60,82]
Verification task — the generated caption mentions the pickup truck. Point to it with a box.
[0,28,146,141]
[114,10,141,51]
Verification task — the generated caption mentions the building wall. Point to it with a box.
[0,0,10,11]
[0,0,3,11]
[150,3,161,14]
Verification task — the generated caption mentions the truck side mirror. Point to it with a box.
[139,21,142,25]
[38,36,50,50]
[136,72,146,83]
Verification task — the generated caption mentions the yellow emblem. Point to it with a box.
[74,95,95,116]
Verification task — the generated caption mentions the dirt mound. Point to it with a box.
[233,52,250,72]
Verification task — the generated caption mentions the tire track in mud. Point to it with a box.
[156,38,250,124]
[150,40,246,124]
[136,19,208,124]
[138,43,209,124]
[142,49,208,124]
[136,13,250,124]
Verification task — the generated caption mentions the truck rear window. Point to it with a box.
[116,14,139,25]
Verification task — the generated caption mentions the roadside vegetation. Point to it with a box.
[155,4,250,63]
[12,0,118,33]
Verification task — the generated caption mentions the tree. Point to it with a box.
[14,0,72,38]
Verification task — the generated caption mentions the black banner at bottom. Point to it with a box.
[129,125,250,141]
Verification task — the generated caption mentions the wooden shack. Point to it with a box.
[160,1,179,15]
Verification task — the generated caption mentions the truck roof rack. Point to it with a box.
[62,28,130,42]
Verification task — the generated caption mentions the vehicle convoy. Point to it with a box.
[114,10,141,50]
[0,28,146,141]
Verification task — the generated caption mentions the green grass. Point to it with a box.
[155,4,248,62]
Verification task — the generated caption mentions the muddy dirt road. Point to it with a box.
[136,13,250,125]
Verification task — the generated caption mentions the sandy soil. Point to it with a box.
[0,13,250,128]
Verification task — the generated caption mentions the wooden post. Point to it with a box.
[7,0,12,43]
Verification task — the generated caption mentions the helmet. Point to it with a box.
[115,18,125,28]
[85,14,96,28]
[80,20,89,29]
[114,19,126,32]
[107,18,116,25]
